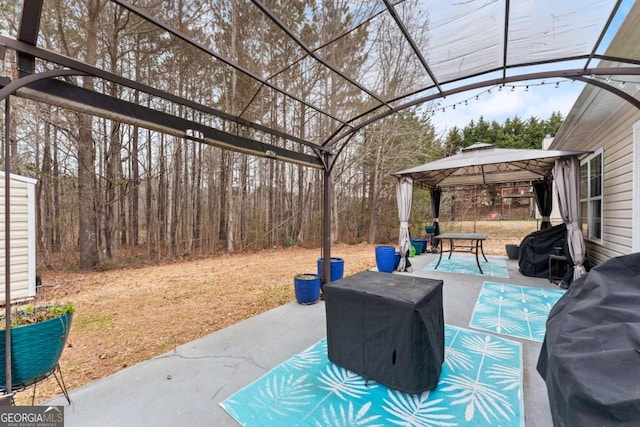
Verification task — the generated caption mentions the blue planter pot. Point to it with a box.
[375,246,396,273]
[317,257,345,283]
[294,274,321,304]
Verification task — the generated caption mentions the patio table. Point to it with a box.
[434,232,488,273]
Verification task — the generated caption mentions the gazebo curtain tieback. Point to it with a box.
[400,221,409,227]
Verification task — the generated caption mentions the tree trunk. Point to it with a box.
[77,0,101,269]
[131,123,140,247]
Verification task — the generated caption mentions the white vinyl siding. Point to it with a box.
[0,172,37,303]
[634,121,640,253]
[553,102,637,266]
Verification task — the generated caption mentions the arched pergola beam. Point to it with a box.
[324,66,640,149]
[0,68,84,101]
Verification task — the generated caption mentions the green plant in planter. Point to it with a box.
[294,274,318,280]
[0,302,75,329]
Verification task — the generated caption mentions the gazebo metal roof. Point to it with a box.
[1,0,640,169]
[393,142,589,187]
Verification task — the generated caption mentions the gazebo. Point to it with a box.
[393,143,589,278]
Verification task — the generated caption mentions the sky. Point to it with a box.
[427,79,586,137]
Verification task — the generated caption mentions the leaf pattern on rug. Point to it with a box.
[221,325,523,426]
[313,402,383,427]
[250,373,315,418]
[318,364,376,400]
[469,281,565,342]
[424,256,509,278]
[382,390,456,427]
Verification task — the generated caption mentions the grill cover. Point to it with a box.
[537,252,640,426]
[518,223,568,278]
[324,271,444,393]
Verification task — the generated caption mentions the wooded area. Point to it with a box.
[0,1,562,270]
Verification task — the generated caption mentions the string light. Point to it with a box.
[425,76,639,117]
[590,75,639,89]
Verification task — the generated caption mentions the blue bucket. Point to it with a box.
[317,257,345,283]
[294,274,321,304]
[394,252,401,270]
[375,246,396,273]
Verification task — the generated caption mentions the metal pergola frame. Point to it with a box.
[2,0,640,398]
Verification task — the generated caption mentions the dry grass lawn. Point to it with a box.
[20,220,538,404]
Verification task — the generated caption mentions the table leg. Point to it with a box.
[479,239,488,262]
[447,239,454,260]
[434,240,444,269]
[475,239,484,274]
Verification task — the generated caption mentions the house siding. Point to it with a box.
[573,105,638,267]
[0,172,37,303]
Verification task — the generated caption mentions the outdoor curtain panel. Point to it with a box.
[429,187,442,236]
[553,157,586,280]
[396,176,413,272]
[533,181,553,230]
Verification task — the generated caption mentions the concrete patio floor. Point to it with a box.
[47,252,559,426]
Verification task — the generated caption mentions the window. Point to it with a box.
[580,149,603,241]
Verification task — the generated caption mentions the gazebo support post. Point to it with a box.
[321,152,332,289]
[2,96,13,404]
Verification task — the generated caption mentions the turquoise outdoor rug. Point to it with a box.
[469,281,565,342]
[221,325,523,426]
[424,255,509,278]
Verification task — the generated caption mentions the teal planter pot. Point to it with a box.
[1,308,73,388]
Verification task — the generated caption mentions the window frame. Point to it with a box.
[580,148,604,244]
